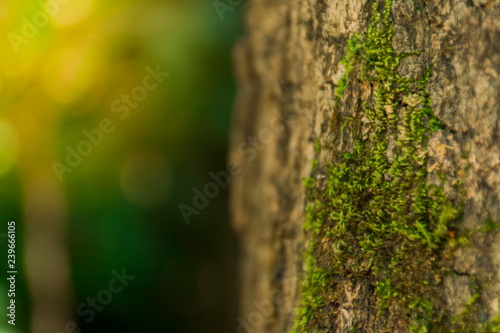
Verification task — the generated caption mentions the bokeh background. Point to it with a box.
[0,0,242,332]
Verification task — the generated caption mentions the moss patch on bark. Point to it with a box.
[293,1,499,332]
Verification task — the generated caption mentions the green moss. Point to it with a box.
[482,215,499,233]
[294,1,500,331]
[335,35,363,100]
[294,1,465,331]
[315,138,322,153]
[446,279,500,333]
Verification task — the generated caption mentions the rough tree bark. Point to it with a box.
[230,0,500,332]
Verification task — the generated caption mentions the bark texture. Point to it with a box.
[230,0,500,332]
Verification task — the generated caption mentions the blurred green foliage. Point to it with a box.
[0,0,242,331]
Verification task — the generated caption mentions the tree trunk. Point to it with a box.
[229,0,500,332]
